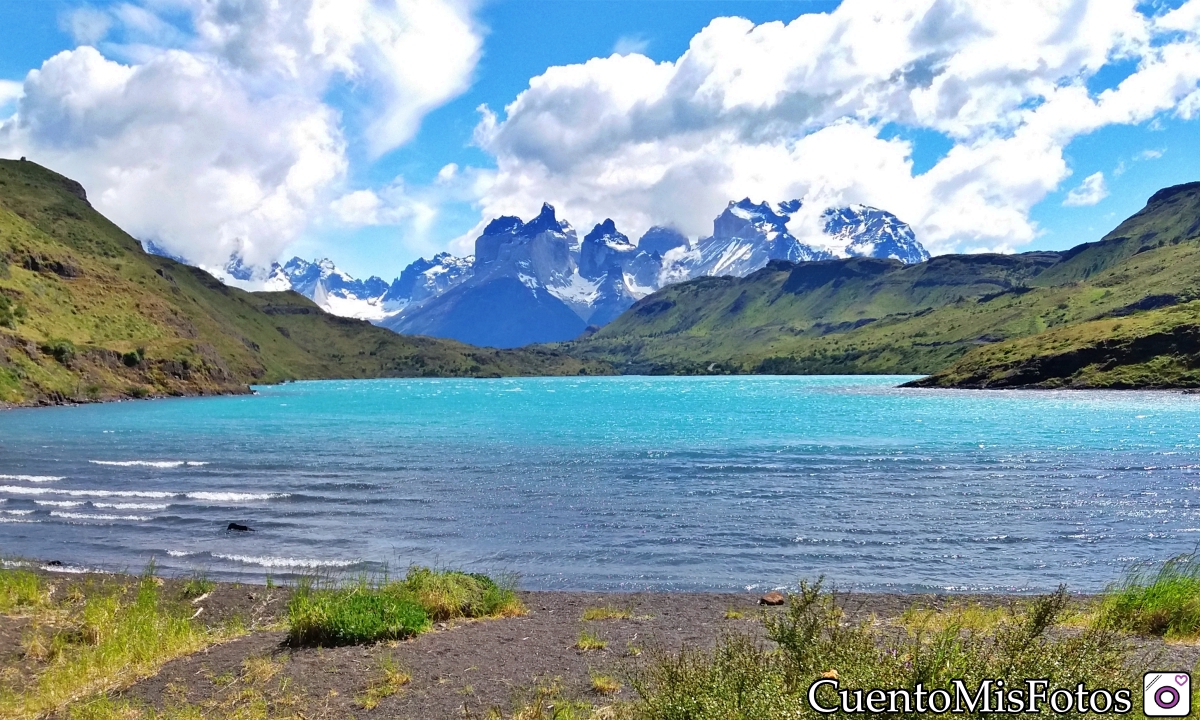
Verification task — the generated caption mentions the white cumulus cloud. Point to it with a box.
[1063,172,1108,207]
[0,0,482,269]
[472,0,1200,255]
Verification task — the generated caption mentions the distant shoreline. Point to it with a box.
[7,372,1200,411]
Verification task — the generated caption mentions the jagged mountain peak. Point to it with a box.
[719,198,792,237]
[821,205,929,263]
[520,202,570,237]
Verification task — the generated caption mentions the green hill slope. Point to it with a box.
[564,182,1200,386]
[0,160,608,406]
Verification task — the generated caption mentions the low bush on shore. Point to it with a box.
[396,566,524,621]
[623,581,1131,720]
[1099,551,1200,638]
[286,566,524,647]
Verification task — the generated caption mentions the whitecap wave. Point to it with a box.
[0,517,37,524]
[93,502,169,510]
[213,554,358,569]
[186,492,286,502]
[35,500,84,507]
[89,460,208,468]
[2,509,34,515]
[42,565,105,574]
[0,474,64,482]
[50,511,151,522]
[166,550,193,557]
[0,486,174,499]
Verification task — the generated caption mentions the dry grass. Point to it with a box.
[897,601,1013,633]
[355,655,410,710]
[0,568,243,719]
[581,606,632,621]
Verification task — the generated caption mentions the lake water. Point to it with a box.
[2,376,1199,592]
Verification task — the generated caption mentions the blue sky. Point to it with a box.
[1,0,1198,281]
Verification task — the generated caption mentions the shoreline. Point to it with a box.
[4,565,1195,718]
[5,373,1200,410]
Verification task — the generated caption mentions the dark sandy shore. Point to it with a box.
[5,573,1199,719]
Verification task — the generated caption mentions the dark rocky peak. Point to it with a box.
[482,216,523,236]
[583,219,631,246]
[519,202,568,238]
[637,226,688,256]
[777,199,802,214]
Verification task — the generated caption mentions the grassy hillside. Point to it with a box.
[0,160,609,406]
[564,182,1200,386]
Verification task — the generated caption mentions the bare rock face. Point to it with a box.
[759,591,786,606]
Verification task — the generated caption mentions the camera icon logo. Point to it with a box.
[1145,671,1190,716]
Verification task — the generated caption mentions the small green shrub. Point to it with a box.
[121,348,144,367]
[41,338,76,364]
[1100,551,1200,637]
[287,580,429,647]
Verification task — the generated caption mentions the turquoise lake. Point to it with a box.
[2,376,1199,592]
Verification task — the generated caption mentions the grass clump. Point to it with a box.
[286,579,429,647]
[286,567,522,648]
[179,573,215,601]
[627,580,1131,720]
[582,605,632,621]
[393,566,524,621]
[590,674,621,695]
[1100,551,1200,638]
[575,630,607,651]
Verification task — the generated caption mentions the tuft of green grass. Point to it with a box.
[722,606,744,620]
[0,566,46,612]
[179,573,215,601]
[1100,552,1200,638]
[286,578,430,647]
[582,605,633,621]
[575,630,607,651]
[590,674,621,695]
[391,566,525,622]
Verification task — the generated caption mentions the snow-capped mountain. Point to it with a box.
[666,199,834,280]
[384,204,591,347]
[145,197,929,348]
[382,252,474,307]
[821,205,930,263]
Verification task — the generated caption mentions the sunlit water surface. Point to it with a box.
[2,376,1199,592]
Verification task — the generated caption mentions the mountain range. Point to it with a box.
[217,199,929,348]
[6,159,1197,404]
[565,181,1200,388]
